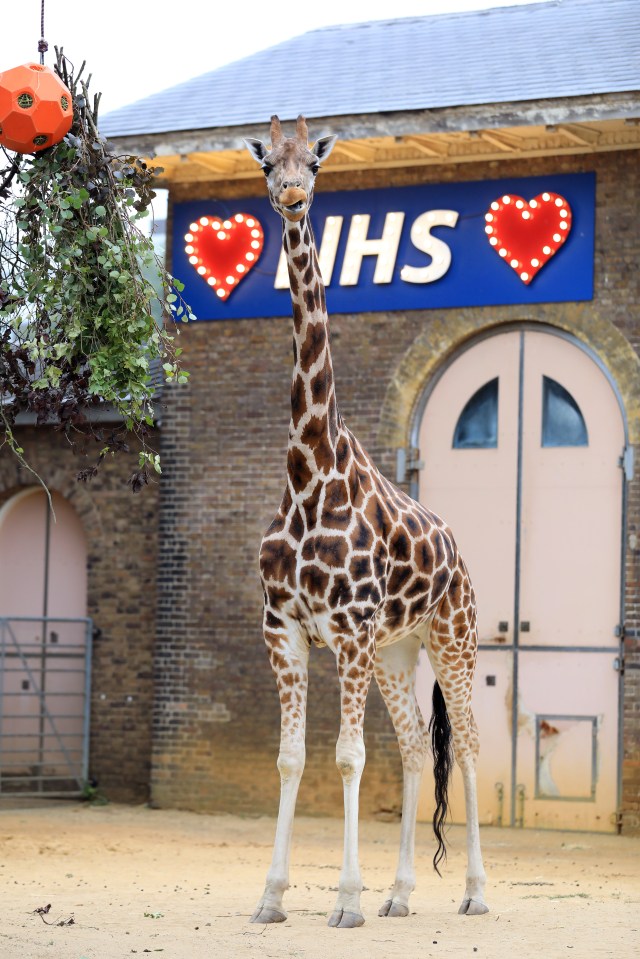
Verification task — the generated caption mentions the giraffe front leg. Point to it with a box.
[251,626,309,924]
[374,633,427,918]
[328,632,374,929]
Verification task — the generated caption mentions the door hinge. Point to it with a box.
[515,783,526,828]
[396,447,425,484]
[613,656,625,675]
[620,445,634,481]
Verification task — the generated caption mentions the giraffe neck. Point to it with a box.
[284,215,340,487]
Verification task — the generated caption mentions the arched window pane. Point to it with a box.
[453,378,499,449]
[542,376,588,447]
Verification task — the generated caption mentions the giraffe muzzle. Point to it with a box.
[278,187,308,220]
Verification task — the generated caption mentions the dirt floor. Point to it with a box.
[0,802,637,959]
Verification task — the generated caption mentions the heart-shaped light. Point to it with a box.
[484,192,572,285]
[184,213,264,300]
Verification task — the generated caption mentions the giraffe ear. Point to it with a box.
[312,135,337,164]
[244,138,269,164]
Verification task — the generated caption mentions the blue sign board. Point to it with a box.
[172,172,595,321]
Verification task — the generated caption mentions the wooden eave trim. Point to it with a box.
[148,119,640,186]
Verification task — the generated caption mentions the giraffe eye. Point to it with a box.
[262,164,273,177]
[310,163,319,175]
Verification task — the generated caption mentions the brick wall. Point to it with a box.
[3,147,637,829]
[0,429,159,802]
[153,149,640,829]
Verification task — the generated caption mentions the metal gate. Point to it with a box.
[0,616,92,796]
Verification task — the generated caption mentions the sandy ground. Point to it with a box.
[0,802,637,959]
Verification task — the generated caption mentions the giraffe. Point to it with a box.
[244,115,488,928]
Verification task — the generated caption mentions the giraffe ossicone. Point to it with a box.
[245,116,489,928]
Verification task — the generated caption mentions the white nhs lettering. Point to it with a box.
[274,209,459,289]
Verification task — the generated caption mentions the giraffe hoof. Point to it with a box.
[250,906,288,924]
[378,899,409,917]
[458,897,489,916]
[328,909,365,928]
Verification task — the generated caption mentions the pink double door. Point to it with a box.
[0,489,88,789]
[416,328,625,831]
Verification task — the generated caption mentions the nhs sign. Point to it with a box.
[171,172,595,321]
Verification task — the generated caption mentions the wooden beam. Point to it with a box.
[402,134,449,157]
[557,123,601,146]
[478,130,522,151]
[189,152,240,174]
[332,141,377,162]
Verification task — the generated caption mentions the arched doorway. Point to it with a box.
[0,488,91,795]
[415,327,625,831]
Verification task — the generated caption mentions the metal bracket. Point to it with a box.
[396,447,425,484]
[620,445,634,482]
[515,784,526,828]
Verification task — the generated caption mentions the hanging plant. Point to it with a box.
[0,44,191,492]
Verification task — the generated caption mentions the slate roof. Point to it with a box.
[101,0,640,138]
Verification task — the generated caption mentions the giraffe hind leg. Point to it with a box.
[427,572,489,916]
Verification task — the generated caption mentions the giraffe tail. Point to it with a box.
[428,680,453,875]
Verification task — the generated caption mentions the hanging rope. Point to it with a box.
[38,0,48,65]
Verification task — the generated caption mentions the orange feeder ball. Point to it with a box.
[0,62,73,154]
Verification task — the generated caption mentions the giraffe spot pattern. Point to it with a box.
[258,211,477,772]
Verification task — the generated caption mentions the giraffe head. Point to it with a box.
[245,115,337,223]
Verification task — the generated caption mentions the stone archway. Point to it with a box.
[378,303,640,449]
[0,463,103,541]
